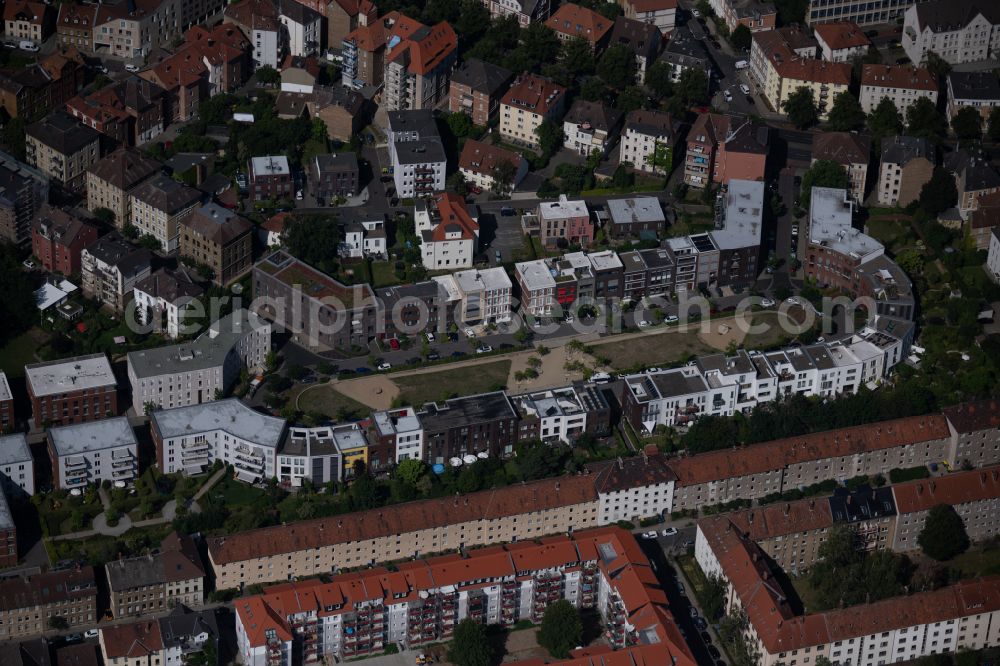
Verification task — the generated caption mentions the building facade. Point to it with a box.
[47,416,137,489]
[25,353,118,427]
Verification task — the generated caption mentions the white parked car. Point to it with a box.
[377,362,391,371]
[642,531,658,539]
[295,190,303,200]
[786,297,801,306]
[476,345,492,354]
[22,258,35,269]
[464,327,476,338]
[638,320,651,327]
[124,63,140,73]
[425,332,435,343]
[19,41,39,52]
[760,298,775,308]
[647,367,662,373]
[84,629,99,639]
[692,8,701,17]
[665,314,679,324]
[661,527,678,537]
[723,90,733,102]
[740,83,751,95]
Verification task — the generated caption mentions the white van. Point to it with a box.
[735,59,749,70]
[19,40,39,52]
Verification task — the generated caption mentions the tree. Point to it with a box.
[491,159,517,197]
[730,24,752,51]
[676,68,708,105]
[538,599,583,658]
[919,504,970,561]
[826,91,866,131]
[0,244,37,347]
[701,574,727,620]
[906,96,946,141]
[284,214,343,274]
[184,636,218,666]
[447,171,469,197]
[138,234,162,251]
[644,61,674,100]
[784,86,818,129]
[924,51,951,81]
[448,618,494,666]
[918,167,958,217]
[988,107,1000,142]
[395,458,427,487]
[800,159,848,208]
[597,44,636,89]
[535,119,562,157]
[48,616,69,630]
[447,111,473,139]
[256,65,280,85]
[560,37,596,80]
[93,207,116,227]
[951,106,982,141]
[516,22,561,73]
[867,97,903,138]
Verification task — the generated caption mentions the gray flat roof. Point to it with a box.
[809,187,884,261]
[151,398,286,448]
[26,353,116,398]
[251,155,290,177]
[127,310,266,379]
[607,197,665,226]
[49,416,137,456]
[712,179,764,250]
[0,434,31,467]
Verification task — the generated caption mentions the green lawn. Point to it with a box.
[208,476,270,507]
[393,360,511,406]
[0,329,46,378]
[865,216,919,254]
[789,574,826,613]
[921,544,1000,578]
[296,383,372,420]
[371,261,401,288]
[589,329,715,371]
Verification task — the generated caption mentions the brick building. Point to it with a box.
[31,205,99,275]
[25,353,118,427]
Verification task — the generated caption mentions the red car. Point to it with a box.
[389,338,400,350]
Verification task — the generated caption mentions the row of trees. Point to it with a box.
[447,600,584,666]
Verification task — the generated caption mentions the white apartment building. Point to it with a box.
[415,193,479,270]
[433,267,512,325]
[594,454,676,525]
[129,174,202,253]
[339,216,387,259]
[618,109,676,175]
[126,310,272,413]
[988,228,1000,281]
[511,387,592,444]
[47,417,138,489]
[278,0,321,57]
[902,0,1000,66]
[477,0,550,27]
[0,434,35,496]
[619,0,676,36]
[277,426,346,487]
[387,110,447,199]
[132,267,204,339]
[371,407,424,463]
[562,101,622,157]
[859,64,939,115]
[151,398,285,482]
[514,259,558,317]
[814,21,871,62]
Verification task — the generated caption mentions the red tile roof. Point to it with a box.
[813,21,870,51]
[458,139,524,177]
[100,621,164,659]
[670,415,951,487]
[753,29,851,86]
[501,73,567,116]
[892,465,1000,514]
[345,11,424,53]
[861,64,938,91]
[426,191,479,242]
[4,1,47,25]
[545,3,613,45]
[388,21,457,76]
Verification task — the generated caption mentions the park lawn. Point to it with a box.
[589,329,715,371]
[789,574,827,613]
[394,360,511,406]
[742,312,800,350]
[0,328,47,377]
[865,216,918,254]
[296,383,372,420]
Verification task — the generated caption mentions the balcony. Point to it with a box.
[112,467,135,479]
[64,456,88,469]
[182,439,210,451]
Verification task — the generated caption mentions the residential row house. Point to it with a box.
[877,135,934,207]
[100,605,221,666]
[618,0,677,36]
[810,131,871,204]
[106,532,205,618]
[0,47,86,121]
[0,567,97,640]
[859,63,938,115]
[25,111,101,193]
[562,100,623,157]
[81,231,154,312]
[180,202,254,285]
[515,250,624,316]
[129,173,203,252]
[66,76,167,147]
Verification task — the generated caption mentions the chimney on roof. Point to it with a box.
[917,484,923,495]
[784,504,790,516]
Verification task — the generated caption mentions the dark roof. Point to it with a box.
[589,453,676,493]
[0,567,96,611]
[16,640,52,666]
[54,644,99,666]
[311,85,364,115]
[417,391,516,432]
[724,120,770,155]
[134,266,204,303]
[83,232,153,276]
[183,203,253,245]
[624,109,675,138]
[565,99,623,132]
[608,16,661,58]
[26,111,101,155]
[387,108,439,137]
[32,206,95,248]
[314,152,359,173]
[662,25,711,66]
[880,135,933,165]
[914,0,1000,33]
[106,532,204,592]
[279,0,321,24]
[450,58,513,96]
[158,604,220,650]
[948,71,1000,101]
[943,400,1000,434]
[130,174,203,213]
[87,147,162,190]
[828,485,896,523]
[812,131,870,166]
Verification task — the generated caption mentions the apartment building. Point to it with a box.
[207,474,600,588]
[0,149,49,245]
[537,195,593,249]
[0,48,86,122]
[971,192,1000,249]
[877,135,934,207]
[100,620,165,666]
[415,192,479,270]
[432,267,512,326]
[619,108,677,176]
[369,406,424,465]
[515,250,624,316]
[606,196,665,240]
[252,250,378,351]
[56,3,95,51]
[814,20,871,61]
[126,310,271,413]
[945,150,1000,219]
[0,372,11,431]
[340,11,424,89]
[685,113,769,188]
[86,147,162,228]
[0,490,14,567]
[990,225,1000,280]
[0,434,34,497]
[309,85,366,142]
[66,77,166,147]
[133,267,204,339]
[81,232,153,312]
[562,100,623,156]
[620,247,676,300]
[608,16,663,83]
[274,425,346,487]
[383,20,457,111]
[710,0,776,34]
[387,110,446,198]
[477,0,551,28]
[618,0,677,36]
[417,391,518,464]
[660,25,712,82]
[31,206,98,276]
[590,453,676,525]
[224,0,282,68]
[128,174,201,252]
[310,153,359,200]
[860,64,938,115]
[279,0,321,57]
[338,210,387,259]
[179,203,253,285]
[106,532,205,618]
[249,155,292,202]
[92,0,183,62]
[806,186,884,291]
[25,353,118,427]
[25,111,101,193]
[947,71,1000,127]
[902,0,1000,66]
[458,139,528,193]
[325,0,377,48]
[151,398,285,481]
[448,58,513,126]
[806,0,912,27]
[893,467,1000,551]
[0,567,97,640]
[47,416,138,489]
[943,399,1000,468]
[544,3,613,51]
[710,178,765,286]
[750,28,851,120]
[5,1,52,44]
[102,604,221,664]
[811,131,871,203]
[512,385,610,445]
[499,74,567,149]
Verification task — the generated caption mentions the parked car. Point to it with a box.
[665,314,679,324]
[760,298,775,308]
[20,41,39,52]
[376,361,391,371]
[124,63,140,72]
[692,8,701,17]
[477,345,493,354]
[591,371,611,383]
[694,617,708,630]
[642,531,658,539]
[495,249,502,263]
[740,83,751,95]
[427,352,440,361]
[708,646,722,659]
[723,90,733,102]
[84,629,99,639]
[464,327,476,338]
[661,527,678,536]
[690,607,700,618]
[500,206,516,216]
[638,320,651,327]
[22,259,35,269]
[64,634,83,644]
[785,296,801,306]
